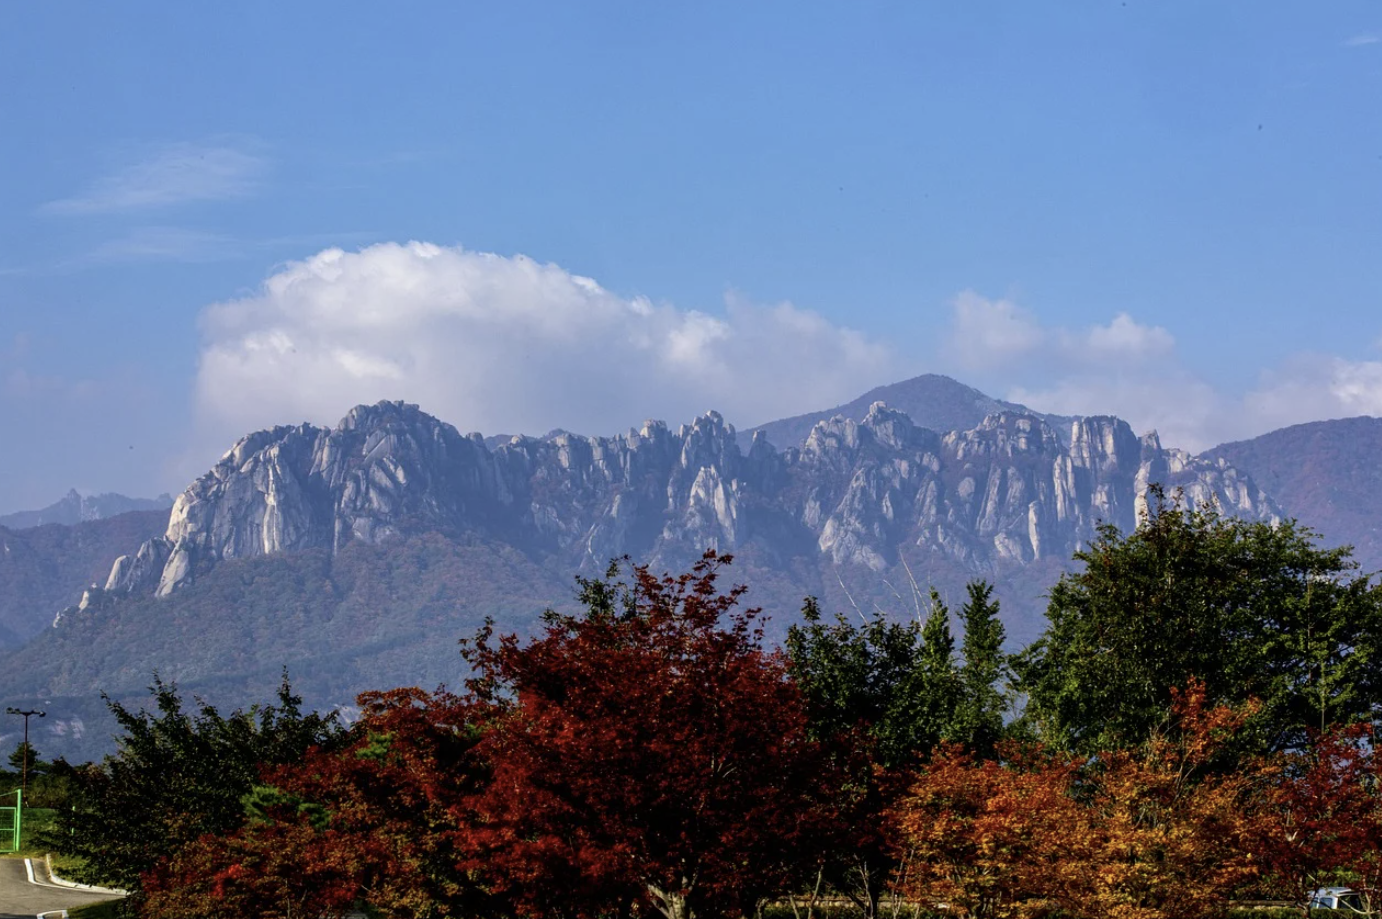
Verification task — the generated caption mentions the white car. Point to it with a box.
[1308,887,1364,911]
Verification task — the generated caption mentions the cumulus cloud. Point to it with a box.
[191,242,898,459]
[947,291,1173,370]
[1010,372,1229,451]
[954,296,1230,451]
[1079,313,1175,362]
[41,140,267,215]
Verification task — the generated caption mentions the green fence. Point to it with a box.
[0,788,21,853]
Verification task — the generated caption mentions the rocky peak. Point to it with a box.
[1068,415,1143,477]
[859,401,926,451]
[675,411,739,478]
[944,412,1061,462]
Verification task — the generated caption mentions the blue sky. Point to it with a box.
[1,2,1379,514]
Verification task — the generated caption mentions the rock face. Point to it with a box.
[78,400,1279,614]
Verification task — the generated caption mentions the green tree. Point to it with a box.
[1017,485,1382,754]
[950,581,1010,758]
[41,674,343,897]
[785,582,1009,919]
[6,741,41,778]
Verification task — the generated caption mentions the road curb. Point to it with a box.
[43,853,127,896]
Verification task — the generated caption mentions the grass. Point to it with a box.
[68,902,126,919]
[49,849,89,877]
[0,806,57,858]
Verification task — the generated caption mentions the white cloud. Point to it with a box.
[948,291,1045,369]
[190,242,898,460]
[1344,33,1380,47]
[1078,313,1175,362]
[1010,371,1228,452]
[947,293,1175,371]
[41,141,267,215]
[1243,354,1382,432]
[943,292,1382,453]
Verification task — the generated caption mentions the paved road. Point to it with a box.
[0,857,122,918]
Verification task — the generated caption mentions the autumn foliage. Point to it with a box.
[142,687,494,918]
[58,551,1382,919]
[893,683,1270,919]
[460,553,833,919]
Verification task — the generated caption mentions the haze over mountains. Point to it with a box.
[0,373,1376,761]
[0,490,173,530]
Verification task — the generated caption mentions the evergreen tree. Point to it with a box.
[909,589,961,753]
[6,741,41,778]
[786,583,1013,918]
[949,582,1009,758]
[41,674,344,896]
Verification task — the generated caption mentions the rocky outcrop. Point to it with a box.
[69,400,1280,616]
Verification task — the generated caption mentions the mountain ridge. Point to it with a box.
[1201,415,1382,574]
[0,490,173,531]
[738,373,1076,451]
[0,377,1297,762]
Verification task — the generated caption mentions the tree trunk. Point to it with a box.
[648,883,695,919]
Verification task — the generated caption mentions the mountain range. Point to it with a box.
[0,374,1375,762]
[0,489,173,531]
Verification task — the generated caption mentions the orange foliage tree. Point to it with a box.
[1050,684,1266,919]
[892,744,1082,919]
[892,681,1268,919]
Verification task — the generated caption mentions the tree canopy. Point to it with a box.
[44,674,343,895]
[1017,486,1382,754]
[784,580,1011,918]
[462,552,832,919]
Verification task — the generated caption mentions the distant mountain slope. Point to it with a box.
[1202,416,1382,574]
[0,489,173,530]
[739,373,1072,450]
[0,510,171,649]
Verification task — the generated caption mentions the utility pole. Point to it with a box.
[5,708,45,803]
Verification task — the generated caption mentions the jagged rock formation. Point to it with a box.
[71,400,1279,621]
[15,399,1289,764]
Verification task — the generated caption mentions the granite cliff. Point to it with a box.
[73,400,1277,624]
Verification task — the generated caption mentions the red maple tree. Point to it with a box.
[1251,723,1382,917]
[461,552,834,919]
